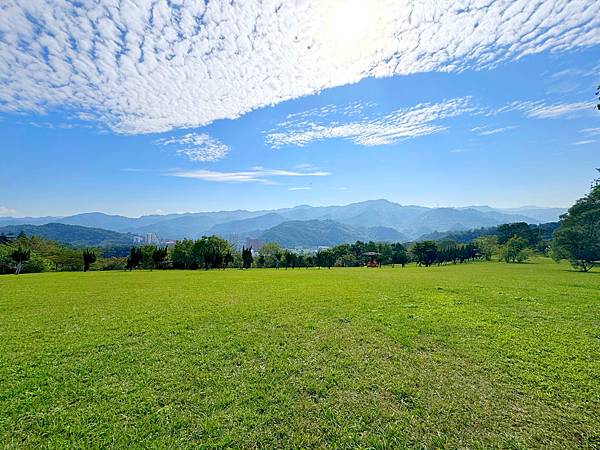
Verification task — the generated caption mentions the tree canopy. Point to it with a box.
[552,172,600,271]
[499,236,530,263]
[82,248,97,272]
[410,241,438,267]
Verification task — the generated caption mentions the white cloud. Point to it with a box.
[282,102,375,123]
[500,101,595,118]
[168,167,331,184]
[476,126,517,136]
[581,128,600,136]
[288,187,312,191]
[156,133,229,162]
[0,206,16,216]
[572,140,596,145]
[1,1,599,134]
[266,97,476,147]
[550,68,586,79]
[294,163,320,170]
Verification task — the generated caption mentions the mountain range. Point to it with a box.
[0,200,565,244]
[260,220,407,248]
[0,223,138,247]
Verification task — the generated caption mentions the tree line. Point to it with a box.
[1,173,598,274]
[0,232,542,274]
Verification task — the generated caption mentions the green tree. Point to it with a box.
[500,236,530,263]
[378,242,393,265]
[11,248,30,275]
[82,248,97,272]
[283,250,297,269]
[190,239,207,269]
[190,236,230,270]
[410,241,438,267]
[139,245,156,270]
[152,246,168,270]
[391,242,409,267]
[335,252,357,267]
[473,236,498,261]
[315,249,335,268]
[171,239,194,269]
[552,172,600,272]
[126,247,143,271]
[241,246,253,269]
[223,250,234,269]
[496,223,537,246]
[49,247,83,271]
[258,242,283,268]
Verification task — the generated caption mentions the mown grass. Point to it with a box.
[1,259,599,448]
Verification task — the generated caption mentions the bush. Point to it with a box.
[0,253,14,274]
[99,257,128,271]
[21,254,48,273]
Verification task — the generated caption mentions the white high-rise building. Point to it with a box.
[145,232,159,244]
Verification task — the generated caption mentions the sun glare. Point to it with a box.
[325,0,376,52]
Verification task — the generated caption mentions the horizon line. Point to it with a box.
[0,199,568,220]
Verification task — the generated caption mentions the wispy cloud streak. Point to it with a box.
[266,98,476,148]
[168,167,331,184]
[500,101,595,119]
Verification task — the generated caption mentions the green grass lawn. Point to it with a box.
[1,259,599,448]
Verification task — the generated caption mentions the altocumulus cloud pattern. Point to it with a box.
[1,0,599,134]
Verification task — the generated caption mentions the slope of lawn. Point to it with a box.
[1,259,599,448]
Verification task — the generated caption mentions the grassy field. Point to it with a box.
[1,259,599,448]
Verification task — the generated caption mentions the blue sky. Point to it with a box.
[0,1,599,217]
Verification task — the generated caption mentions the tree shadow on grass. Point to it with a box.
[562,267,599,274]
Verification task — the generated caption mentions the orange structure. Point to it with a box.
[364,251,380,268]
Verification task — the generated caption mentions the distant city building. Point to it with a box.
[133,236,144,244]
[145,232,159,244]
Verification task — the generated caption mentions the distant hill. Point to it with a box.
[0,223,139,247]
[207,213,286,236]
[0,200,566,240]
[418,222,560,243]
[460,206,566,224]
[259,220,407,248]
[362,226,407,242]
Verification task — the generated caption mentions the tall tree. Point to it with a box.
[241,246,253,269]
[152,246,168,270]
[11,248,30,275]
[223,250,234,269]
[82,248,97,272]
[283,250,296,269]
[126,247,143,271]
[552,171,600,272]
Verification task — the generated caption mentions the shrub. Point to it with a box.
[99,257,128,271]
